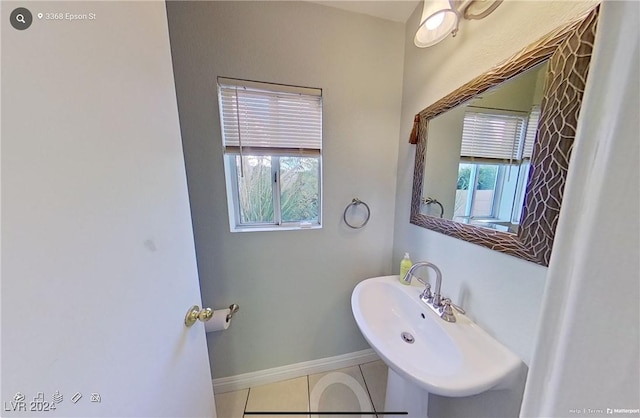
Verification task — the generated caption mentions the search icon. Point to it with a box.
[10,7,32,30]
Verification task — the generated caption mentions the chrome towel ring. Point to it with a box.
[343,198,371,229]
[423,197,444,218]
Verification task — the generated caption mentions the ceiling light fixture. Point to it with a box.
[414,0,503,48]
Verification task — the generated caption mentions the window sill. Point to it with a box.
[230,224,322,233]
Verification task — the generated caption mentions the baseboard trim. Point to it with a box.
[212,348,380,394]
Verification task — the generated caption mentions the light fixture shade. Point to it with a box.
[414,0,459,48]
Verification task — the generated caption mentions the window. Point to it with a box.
[454,109,533,227]
[217,78,322,231]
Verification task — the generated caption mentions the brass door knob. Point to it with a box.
[184,305,213,327]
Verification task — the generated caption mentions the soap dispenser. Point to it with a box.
[399,253,413,284]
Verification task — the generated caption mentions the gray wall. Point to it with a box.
[422,106,465,219]
[166,1,404,379]
[392,1,597,416]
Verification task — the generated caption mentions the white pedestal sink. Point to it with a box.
[351,275,522,417]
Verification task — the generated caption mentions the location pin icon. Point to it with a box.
[37,13,43,19]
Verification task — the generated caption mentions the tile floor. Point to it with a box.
[215,360,389,418]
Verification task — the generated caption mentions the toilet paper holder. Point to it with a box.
[226,304,239,322]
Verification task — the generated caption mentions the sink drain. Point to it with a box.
[401,332,415,344]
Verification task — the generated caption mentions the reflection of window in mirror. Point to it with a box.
[454,110,529,232]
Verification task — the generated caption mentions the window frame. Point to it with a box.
[217,78,323,232]
[226,154,322,231]
[456,162,504,220]
[456,159,532,226]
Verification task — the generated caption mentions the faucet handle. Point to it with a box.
[415,277,433,301]
[440,299,456,323]
[450,300,465,315]
[421,284,433,301]
[441,298,465,315]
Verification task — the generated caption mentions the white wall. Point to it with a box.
[392,1,598,416]
[521,1,640,415]
[166,1,405,379]
[1,1,215,416]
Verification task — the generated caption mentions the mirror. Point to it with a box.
[410,7,599,266]
[421,62,548,233]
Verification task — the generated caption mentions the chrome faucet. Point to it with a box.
[402,261,443,308]
[401,261,465,322]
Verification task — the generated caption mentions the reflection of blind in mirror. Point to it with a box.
[460,112,527,162]
[522,105,541,159]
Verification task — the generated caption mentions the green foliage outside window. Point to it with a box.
[236,155,319,225]
[457,164,498,190]
[280,157,319,223]
[237,156,274,224]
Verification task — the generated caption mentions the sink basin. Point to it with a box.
[351,275,521,398]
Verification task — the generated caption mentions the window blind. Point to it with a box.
[460,111,527,163]
[218,78,322,156]
[522,105,541,159]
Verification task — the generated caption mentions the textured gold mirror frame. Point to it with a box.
[410,7,599,266]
